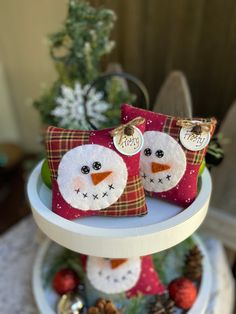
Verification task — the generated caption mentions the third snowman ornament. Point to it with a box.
[82,255,165,303]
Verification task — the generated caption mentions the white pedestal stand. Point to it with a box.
[27,162,213,313]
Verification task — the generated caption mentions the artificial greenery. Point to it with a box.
[205,133,224,169]
[42,247,84,288]
[124,295,149,314]
[42,237,196,313]
[49,0,115,84]
[42,237,195,289]
[34,0,135,129]
[152,236,195,285]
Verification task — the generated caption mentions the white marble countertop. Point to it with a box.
[0,215,234,314]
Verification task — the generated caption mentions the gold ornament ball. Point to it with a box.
[57,292,86,314]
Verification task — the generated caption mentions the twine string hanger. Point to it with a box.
[110,117,145,144]
[176,118,217,135]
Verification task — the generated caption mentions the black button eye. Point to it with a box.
[81,165,90,174]
[155,150,164,158]
[92,161,102,170]
[144,148,152,156]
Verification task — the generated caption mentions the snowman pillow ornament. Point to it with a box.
[121,104,216,207]
[84,255,165,300]
[45,117,147,219]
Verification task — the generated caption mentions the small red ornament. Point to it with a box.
[168,277,197,310]
[52,268,79,295]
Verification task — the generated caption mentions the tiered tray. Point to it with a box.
[27,161,212,257]
[33,235,212,314]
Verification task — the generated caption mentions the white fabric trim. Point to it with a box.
[87,256,141,294]
[57,144,128,210]
[141,131,186,192]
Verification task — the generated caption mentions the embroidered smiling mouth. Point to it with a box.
[74,184,115,200]
[141,172,172,184]
[97,268,133,283]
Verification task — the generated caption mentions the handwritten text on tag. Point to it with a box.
[179,125,210,151]
[113,126,144,156]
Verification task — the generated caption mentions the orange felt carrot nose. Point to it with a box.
[152,162,171,173]
[91,171,112,185]
[110,259,128,269]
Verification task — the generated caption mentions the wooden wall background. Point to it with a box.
[92,0,236,120]
[0,0,236,151]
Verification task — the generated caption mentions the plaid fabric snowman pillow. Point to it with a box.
[45,119,147,220]
[122,104,216,207]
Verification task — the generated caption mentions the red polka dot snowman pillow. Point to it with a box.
[83,255,165,299]
[121,104,216,207]
[45,120,147,220]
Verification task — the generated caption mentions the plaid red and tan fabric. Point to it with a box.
[45,124,147,220]
[122,104,216,208]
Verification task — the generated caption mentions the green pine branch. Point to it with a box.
[33,0,135,128]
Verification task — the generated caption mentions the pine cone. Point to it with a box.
[149,293,175,314]
[184,245,203,281]
[87,298,120,314]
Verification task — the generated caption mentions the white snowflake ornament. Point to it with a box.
[52,82,110,129]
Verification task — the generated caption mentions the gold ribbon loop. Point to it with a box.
[176,118,217,135]
[110,117,145,144]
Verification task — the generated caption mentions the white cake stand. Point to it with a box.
[27,161,212,258]
[32,235,212,314]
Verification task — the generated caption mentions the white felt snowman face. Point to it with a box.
[57,144,128,211]
[141,131,186,193]
[87,256,141,294]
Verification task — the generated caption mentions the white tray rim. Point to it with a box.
[27,161,212,257]
[32,235,212,314]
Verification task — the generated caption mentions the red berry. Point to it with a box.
[168,277,197,310]
[52,268,79,295]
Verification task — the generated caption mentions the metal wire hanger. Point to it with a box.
[83,72,149,129]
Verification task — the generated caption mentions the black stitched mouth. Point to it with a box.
[141,173,147,179]
[93,194,98,200]
[108,184,114,190]
[73,187,118,200]
[143,174,172,184]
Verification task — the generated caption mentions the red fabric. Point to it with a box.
[90,128,142,177]
[52,177,146,218]
[121,104,216,207]
[46,124,147,219]
[80,254,88,270]
[46,127,90,180]
[146,164,200,207]
[126,255,165,298]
